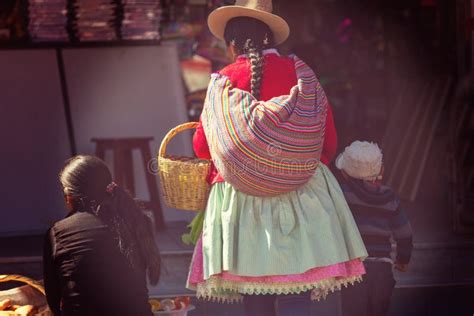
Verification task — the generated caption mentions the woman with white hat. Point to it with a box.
[187,1,368,315]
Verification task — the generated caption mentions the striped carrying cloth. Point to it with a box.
[201,56,328,196]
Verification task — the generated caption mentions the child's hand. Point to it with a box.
[394,263,409,272]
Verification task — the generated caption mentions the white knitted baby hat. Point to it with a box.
[335,141,383,181]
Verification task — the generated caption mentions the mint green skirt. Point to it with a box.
[188,164,368,302]
[202,164,367,276]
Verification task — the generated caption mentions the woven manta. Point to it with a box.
[202,56,328,196]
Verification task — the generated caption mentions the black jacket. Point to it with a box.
[43,211,153,316]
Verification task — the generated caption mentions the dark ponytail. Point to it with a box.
[224,17,274,100]
[60,155,161,285]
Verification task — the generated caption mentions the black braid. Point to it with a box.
[224,17,275,100]
[245,40,265,100]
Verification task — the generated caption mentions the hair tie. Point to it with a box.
[263,34,270,46]
[106,182,118,194]
[244,38,252,49]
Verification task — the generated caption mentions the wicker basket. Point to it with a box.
[158,122,211,212]
[0,275,52,316]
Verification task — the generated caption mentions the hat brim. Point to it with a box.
[208,6,290,46]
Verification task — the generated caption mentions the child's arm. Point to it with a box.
[321,104,338,165]
[193,118,212,160]
[390,204,414,271]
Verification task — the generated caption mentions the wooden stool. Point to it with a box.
[92,137,165,230]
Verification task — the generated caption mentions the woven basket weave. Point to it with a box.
[158,122,211,212]
[0,275,52,316]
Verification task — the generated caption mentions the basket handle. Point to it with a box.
[159,122,200,158]
[0,275,45,296]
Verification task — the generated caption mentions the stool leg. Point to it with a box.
[95,143,106,160]
[141,144,165,230]
[114,144,125,187]
[122,149,136,196]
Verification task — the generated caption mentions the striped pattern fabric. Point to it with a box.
[339,177,413,264]
[202,56,328,196]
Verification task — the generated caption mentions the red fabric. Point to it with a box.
[219,54,298,102]
[323,105,338,166]
[193,53,337,184]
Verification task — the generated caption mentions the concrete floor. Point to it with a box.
[1,132,473,314]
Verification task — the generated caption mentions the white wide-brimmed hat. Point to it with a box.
[208,0,290,45]
[335,141,383,181]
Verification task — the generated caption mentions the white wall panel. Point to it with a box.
[63,44,194,222]
[0,49,71,236]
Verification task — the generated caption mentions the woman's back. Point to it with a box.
[219,49,297,101]
[212,50,338,166]
[44,211,152,316]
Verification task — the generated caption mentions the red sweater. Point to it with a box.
[194,51,338,184]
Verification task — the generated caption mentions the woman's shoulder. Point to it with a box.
[50,211,102,233]
[266,53,295,63]
[217,52,296,85]
[219,51,295,72]
[217,59,251,90]
[218,59,248,77]
[265,54,297,74]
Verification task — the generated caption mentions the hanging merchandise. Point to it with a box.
[195,27,228,68]
[73,0,118,41]
[0,0,27,41]
[28,0,69,42]
[121,0,162,40]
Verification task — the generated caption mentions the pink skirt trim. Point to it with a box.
[188,236,366,286]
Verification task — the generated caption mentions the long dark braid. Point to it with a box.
[247,41,265,100]
[224,17,274,100]
[59,155,161,285]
